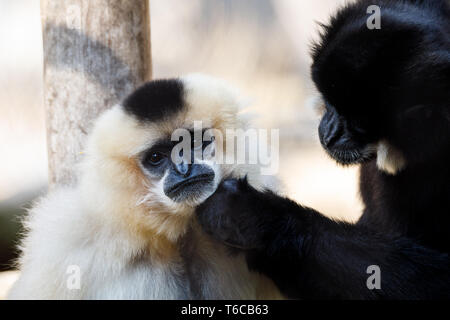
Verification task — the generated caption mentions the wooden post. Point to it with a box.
[41,0,152,188]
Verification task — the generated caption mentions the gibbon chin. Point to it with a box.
[8,74,282,300]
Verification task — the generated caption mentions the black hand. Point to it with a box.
[196,177,309,250]
[197,178,450,299]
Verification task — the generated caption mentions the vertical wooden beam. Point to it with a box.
[41,0,152,188]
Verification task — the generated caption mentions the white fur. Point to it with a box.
[376,140,406,175]
[307,94,326,117]
[8,75,282,300]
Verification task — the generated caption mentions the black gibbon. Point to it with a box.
[9,74,282,299]
[196,0,450,299]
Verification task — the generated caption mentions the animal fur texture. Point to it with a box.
[8,74,282,299]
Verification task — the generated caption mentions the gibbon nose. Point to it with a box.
[164,164,215,201]
[174,161,191,177]
[319,110,342,148]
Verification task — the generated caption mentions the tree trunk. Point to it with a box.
[41,0,152,188]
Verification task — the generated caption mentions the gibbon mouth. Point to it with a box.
[165,173,215,202]
[325,147,376,165]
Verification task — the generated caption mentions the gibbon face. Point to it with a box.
[139,132,217,204]
[124,77,221,206]
[311,0,450,173]
[80,74,248,242]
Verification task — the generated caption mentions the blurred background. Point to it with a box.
[0,0,362,297]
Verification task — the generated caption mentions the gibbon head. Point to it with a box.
[311,0,450,174]
[80,74,249,243]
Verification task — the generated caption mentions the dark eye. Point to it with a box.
[146,151,165,166]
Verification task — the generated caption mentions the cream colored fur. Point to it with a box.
[376,140,406,175]
[8,74,282,300]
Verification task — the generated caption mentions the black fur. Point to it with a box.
[312,0,450,168]
[123,79,185,122]
[196,0,450,299]
[197,179,450,299]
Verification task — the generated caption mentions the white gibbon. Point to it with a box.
[8,74,282,299]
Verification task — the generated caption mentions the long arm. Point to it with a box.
[196,179,450,299]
